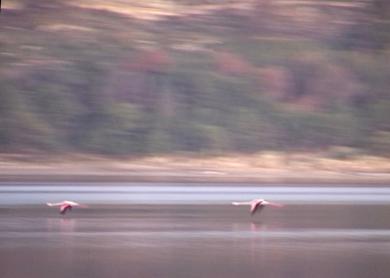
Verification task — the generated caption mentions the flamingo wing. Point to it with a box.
[60,204,72,214]
[250,203,259,214]
[251,203,266,215]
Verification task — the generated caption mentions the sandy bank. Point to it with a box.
[0,152,389,184]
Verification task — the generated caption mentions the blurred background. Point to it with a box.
[0,0,389,161]
[2,3,390,277]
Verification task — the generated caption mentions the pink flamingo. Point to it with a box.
[232,199,284,215]
[46,200,86,215]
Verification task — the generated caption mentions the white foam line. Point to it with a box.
[2,185,390,205]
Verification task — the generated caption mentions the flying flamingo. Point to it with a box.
[232,199,284,215]
[46,200,86,215]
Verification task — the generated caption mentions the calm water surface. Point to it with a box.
[1,183,390,278]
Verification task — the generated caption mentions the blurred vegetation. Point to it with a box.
[0,0,389,155]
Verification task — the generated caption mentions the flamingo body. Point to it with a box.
[232,199,283,215]
[47,200,86,215]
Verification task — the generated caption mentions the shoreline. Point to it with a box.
[1,176,389,185]
[1,152,389,184]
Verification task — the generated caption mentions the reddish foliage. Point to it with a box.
[213,52,253,75]
[124,49,173,72]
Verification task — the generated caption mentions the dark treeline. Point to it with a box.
[0,0,389,155]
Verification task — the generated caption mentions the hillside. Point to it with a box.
[1,0,389,155]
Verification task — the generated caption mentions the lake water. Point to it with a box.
[1,182,390,278]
